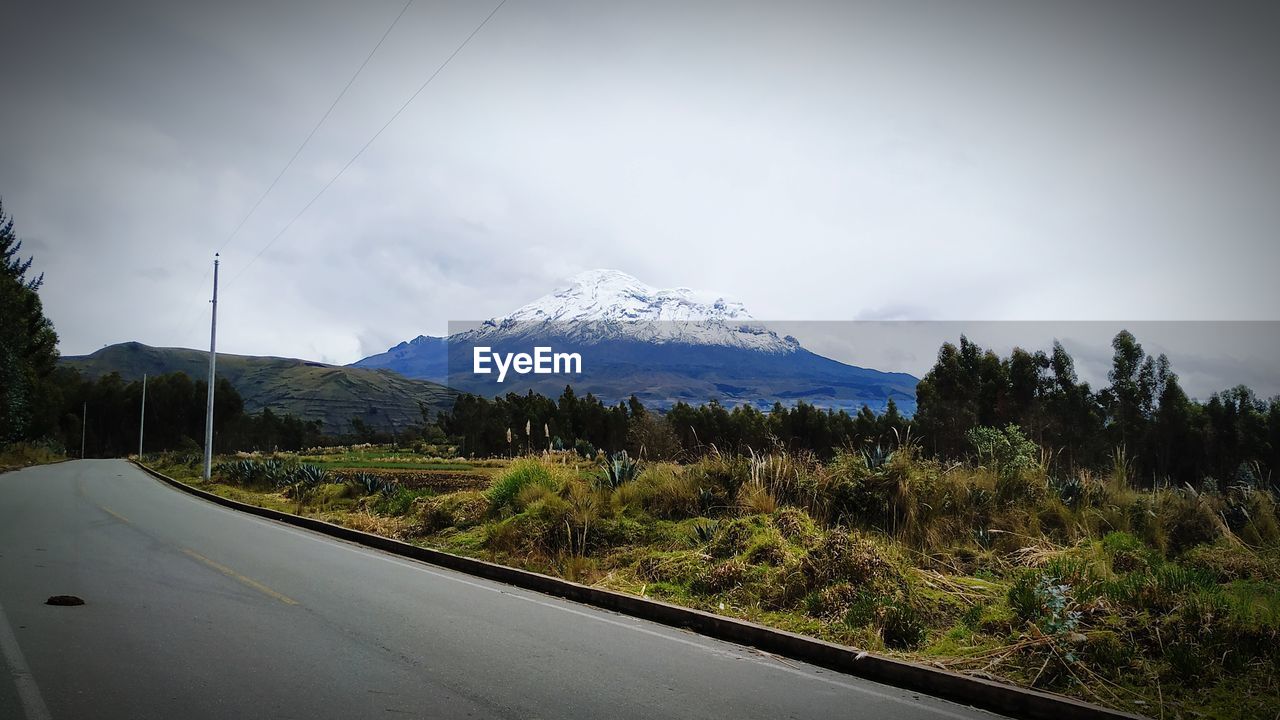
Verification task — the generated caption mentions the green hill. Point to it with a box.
[61,342,455,435]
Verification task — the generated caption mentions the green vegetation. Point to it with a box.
[0,199,59,448]
[0,441,63,472]
[151,441,1280,718]
[60,342,455,436]
[439,333,1278,505]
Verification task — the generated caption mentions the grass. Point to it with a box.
[146,445,1280,719]
[0,442,64,472]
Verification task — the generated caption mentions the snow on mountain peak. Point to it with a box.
[469,269,797,353]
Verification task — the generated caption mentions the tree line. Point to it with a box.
[439,384,910,460]
[438,332,1279,490]
[28,367,326,457]
[913,331,1280,487]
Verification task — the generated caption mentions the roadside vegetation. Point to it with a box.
[151,433,1280,719]
[0,440,63,472]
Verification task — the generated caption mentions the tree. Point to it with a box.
[0,200,59,444]
[1041,341,1104,472]
[1103,330,1151,451]
[1150,371,1196,483]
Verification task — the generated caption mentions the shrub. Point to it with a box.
[708,516,771,559]
[260,458,287,486]
[1160,492,1226,555]
[591,516,647,550]
[487,458,563,513]
[373,487,430,516]
[879,602,926,649]
[694,559,748,594]
[1007,574,1080,634]
[773,507,819,545]
[1100,563,1216,611]
[966,424,1040,482]
[744,527,791,566]
[1036,501,1075,539]
[635,467,701,519]
[418,491,489,532]
[1109,545,1149,574]
[1164,641,1211,686]
[0,441,62,467]
[635,550,708,586]
[802,529,900,590]
[347,471,384,496]
[809,582,863,621]
[692,452,751,498]
[1183,543,1270,582]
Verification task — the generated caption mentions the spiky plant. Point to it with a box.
[862,444,894,472]
[690,519,720,546]
[348,471,382,496]
[598,451,641,489]
[296,463,328,487]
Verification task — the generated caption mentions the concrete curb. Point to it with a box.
[133,460,1146,720]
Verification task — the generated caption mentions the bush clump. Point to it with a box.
[694,559,748,594]
[802,529,900,589]
[418,491,490,532]
[708,515,772,559]
[487,458,564,514]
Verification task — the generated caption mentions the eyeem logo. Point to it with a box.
[473,346,583,382]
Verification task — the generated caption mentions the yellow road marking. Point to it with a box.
[99,506,130,524]
[181,548,299,606]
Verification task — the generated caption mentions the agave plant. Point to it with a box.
[296,463,328,487]
[1051,475,1086,508]
[348,472,382,496]
[214,459,256,485]
[862,444,894,472]
[238,459,261,485]
[689,519,720,545]
[597,451,641,489]
[271,463,300,490]
[260,459,286,486]
[697,487,718,514]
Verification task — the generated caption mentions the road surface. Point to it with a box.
[0,460,1003,719]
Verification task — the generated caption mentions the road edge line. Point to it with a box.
[132,460,1147,720]
[0,597,52,720]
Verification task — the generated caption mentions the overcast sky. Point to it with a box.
[4,0,1279,375]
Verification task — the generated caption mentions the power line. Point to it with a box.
[230,0,509,284]
[217,0,416,255]
[167,0,416,346]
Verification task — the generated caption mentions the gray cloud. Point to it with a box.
[3,0,1278,375]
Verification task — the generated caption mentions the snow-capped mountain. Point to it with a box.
[353,270,917,413]
[464,269,798,353]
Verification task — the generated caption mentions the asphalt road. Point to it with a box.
[0,460,1004,719]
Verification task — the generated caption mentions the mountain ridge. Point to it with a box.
[354,270,918,412]
[61,342,455,435]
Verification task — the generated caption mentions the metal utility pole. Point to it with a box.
[203,254,219,481]
[80,401,87,459]
[138,373,147,459]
